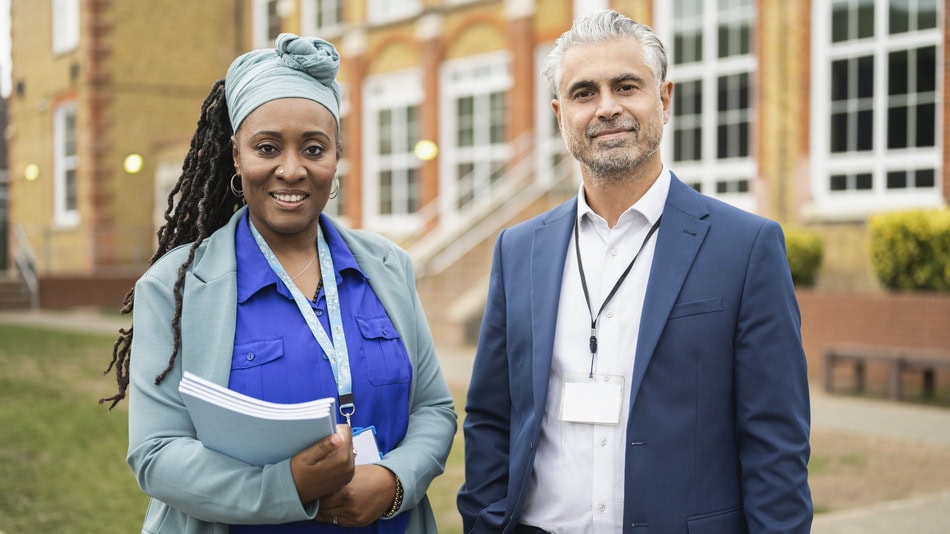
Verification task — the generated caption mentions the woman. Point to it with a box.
[101,34,456,533]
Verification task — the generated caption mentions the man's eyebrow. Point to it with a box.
[565,79,597,96]
[565,73,647,96]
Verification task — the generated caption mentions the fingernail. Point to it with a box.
[330,432,343,446]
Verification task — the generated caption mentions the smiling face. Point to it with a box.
[553,36,672,185]
[232,97,338,247]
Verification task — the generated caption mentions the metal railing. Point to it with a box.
[409,133,577,278]
[12,224,39,309]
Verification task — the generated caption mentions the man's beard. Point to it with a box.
[565,116,662,185]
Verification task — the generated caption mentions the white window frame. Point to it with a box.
[53,102,79,227]
[362,69,424,236]
[366,0,421,26]
[300,0,343,38]
[323,84,349,223]
[534,44,577,188]
[658,0,757,214]
[809,0,943,220]
[51,0,80,55]
[439,52,513,223]
[252,0,282,49]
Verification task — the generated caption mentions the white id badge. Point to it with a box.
[559,373,625,425]
[352,426,382,465]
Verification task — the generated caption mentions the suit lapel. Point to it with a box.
[530,199,576,409]
[629,177,709,408]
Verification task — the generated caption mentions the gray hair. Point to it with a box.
[541,10,669,98]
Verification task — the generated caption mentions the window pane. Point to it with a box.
[65,112,77,156]
[407,167,419,212]
[856,173,872,189]
[888,106,908,149]
[831,59,849,100]
[918,0,938,29]
[490,91,507,144]
[889,0,910,33]
[857,0,874,39]
[831,1,849,42]
[887,170,907,189]
[915,103,935,147]
[856,110,873,150]
[379,170,392,214]
[916,168,935,187]
[407,105,419,146]
[457,96,474,147]
[830,174,848,190]
[888,50,908,95]
[378,109,392,154]
[917,46,936,93]
[267,0,280,41]
[830,113,848,152]
[857,56,874,99]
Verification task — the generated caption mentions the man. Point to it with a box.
[457,10,812,534]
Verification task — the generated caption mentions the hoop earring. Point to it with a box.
[229,173,243,197]
[329,177,341,200]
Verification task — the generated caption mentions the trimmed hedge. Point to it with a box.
[784,227,824,287]
[868,209,950,292]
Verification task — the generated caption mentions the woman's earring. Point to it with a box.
[229,173,243,197]
[329,177,341,200]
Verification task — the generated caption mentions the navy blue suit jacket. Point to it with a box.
[458,175,812,533]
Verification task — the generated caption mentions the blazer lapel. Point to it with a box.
[629,177,709,408]
[530,199,577,409]
[181,208,244,387]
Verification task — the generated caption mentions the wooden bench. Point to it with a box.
[823,345,950,401]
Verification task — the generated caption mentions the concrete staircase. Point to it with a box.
[0,275,31,310]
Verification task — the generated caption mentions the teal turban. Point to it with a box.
[225,33,342,131]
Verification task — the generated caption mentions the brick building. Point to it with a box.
[3,0,948,324]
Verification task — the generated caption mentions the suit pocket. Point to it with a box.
[669,296,723,320]
[687,505,746,533]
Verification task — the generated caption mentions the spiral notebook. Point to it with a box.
[179,371,336,466]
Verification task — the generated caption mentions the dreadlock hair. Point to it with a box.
[101,79,244,409]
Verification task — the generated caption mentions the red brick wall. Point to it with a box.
[39,274,138,311]
[798,290,950,383]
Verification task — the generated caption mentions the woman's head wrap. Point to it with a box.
[225,33,342,132]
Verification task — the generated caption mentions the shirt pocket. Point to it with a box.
[230,338,284,397]
[355,314,411,386]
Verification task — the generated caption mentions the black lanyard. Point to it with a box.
[574,216,662,377]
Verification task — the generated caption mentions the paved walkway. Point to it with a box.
[2,309,950,532]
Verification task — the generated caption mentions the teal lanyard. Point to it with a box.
[248,219,355,424]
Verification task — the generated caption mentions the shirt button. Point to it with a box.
[600,437,608,446]
[598,503,606,513]
[606,310,614,318]
[245,352,254,361]
[610,248,618,257]
[315,309,324,316]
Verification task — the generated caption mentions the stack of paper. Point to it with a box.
[179,371,337,466]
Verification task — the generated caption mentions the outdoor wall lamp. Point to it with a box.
[123,153,144,174]
[23,163,39,181]
[414,139,438,161]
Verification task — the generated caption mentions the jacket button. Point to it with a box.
[246,352,254,361]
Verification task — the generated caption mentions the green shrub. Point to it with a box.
[868,209,950,292]
[784,227,824,287]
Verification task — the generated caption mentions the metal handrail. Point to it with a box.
[12,224,39,308]
[410,133,577,278]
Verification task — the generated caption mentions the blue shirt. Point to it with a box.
[230,212,411,533]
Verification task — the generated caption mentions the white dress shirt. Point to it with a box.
[520,168,670,533]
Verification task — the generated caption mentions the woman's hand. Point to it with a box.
[291,424,355,504]
[315,464,399,527]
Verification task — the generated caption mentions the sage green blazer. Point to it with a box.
[127,207,457,533]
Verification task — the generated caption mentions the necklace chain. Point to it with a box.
[290,252,317,280]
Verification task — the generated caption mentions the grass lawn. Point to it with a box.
[0,324,147,533]
[0,322,466,533]
[3,320,949,533]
